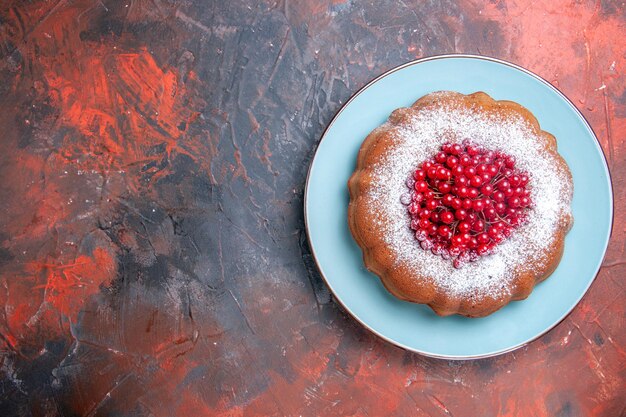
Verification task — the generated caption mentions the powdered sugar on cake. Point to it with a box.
[366,103,572,299]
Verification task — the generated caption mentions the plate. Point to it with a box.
[304,55,613,359]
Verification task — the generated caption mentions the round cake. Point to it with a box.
[348,91,573,317]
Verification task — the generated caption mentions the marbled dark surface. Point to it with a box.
[0,1,624,416]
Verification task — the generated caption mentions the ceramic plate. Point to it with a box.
[304,55,613,359]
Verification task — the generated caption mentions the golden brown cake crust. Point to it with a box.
[348,91,573,317]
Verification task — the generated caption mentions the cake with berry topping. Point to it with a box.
[348,91,573,317]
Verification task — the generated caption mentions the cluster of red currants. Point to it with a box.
[405,141,532,268]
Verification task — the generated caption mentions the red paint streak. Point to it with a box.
[1,247,116,352]
[28,247,117,321]
[171,391,243,417]
[43,48,206,184]
[4,0,209,184]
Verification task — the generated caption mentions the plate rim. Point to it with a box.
[303,53,614,360]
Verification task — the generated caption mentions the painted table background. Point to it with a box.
[0,1,624,416]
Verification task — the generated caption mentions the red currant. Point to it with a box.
[438,225,451,237]
[464,166,476,177]
[472,199,485,211]
[519,173,529,186]
[480,184,493,196]
[446,155,459,168]
[452,234,465,247]
[442,194,455,206]
[484,207,497,220]
[459,154,472,166]
[467,145,479,156]
[477,244,490,255]
[472,219,485,232]
[419,218,431,229]
[437,167,450,180]
[470,175,483,187]
[455,209,468,220]
[439,182,452,194]
[440,211,454,224]
[493,191,505,202]
[458,221,471,233]
[415,181,428,192]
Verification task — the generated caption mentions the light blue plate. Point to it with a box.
[304,55,613,359]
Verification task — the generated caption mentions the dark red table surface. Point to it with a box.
[0,1,624,416]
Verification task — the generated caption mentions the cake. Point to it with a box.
[347,91,573,317]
